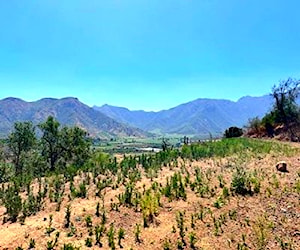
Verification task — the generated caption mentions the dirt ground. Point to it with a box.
[0,145,299,249]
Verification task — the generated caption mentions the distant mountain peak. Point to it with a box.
[2,97,25,102]
[94,95,274,136]
[0,97,149,138]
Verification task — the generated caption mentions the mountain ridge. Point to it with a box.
[0,95,277,138]
[0,97,149,138]
[94,95,274,136]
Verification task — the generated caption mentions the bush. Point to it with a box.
[231,167,252,196]
[64,205,71,228]
[3,185,22,222]
[224,127,243,138]
[107,223,116,249]
[85,237,93,248]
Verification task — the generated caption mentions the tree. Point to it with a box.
[271,78,300,126]
[39,116,91,171]
[224,127,243,138]
[60,126,91,167]
[39,116,62,171]
[8,122,36,175]
[269,78,300,140]
[3,184,22,222]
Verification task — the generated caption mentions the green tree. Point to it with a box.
[39,116,62,171]
[8,122,36,175]
[60,126,91,167]
[3,184,22,222]
[39,116,91,171]
[271,78,300,126]
[224,127,243,138]
[262,78,300,140]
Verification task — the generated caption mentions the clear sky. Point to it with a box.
[0,0,300,111]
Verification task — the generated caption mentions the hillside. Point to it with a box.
[0,97,149,138]
[0,138,299,249]
[94,95,273,136]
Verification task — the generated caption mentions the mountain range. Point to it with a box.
[0,95,275,138]
[94,95,274,137]
[0,97,148,138]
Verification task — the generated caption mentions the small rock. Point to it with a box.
[276,161,288,172]
[281,208,287,213]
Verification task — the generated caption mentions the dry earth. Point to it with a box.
[0,142,299,250]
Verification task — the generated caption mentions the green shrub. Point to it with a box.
[85,215,92,228]
[189,232,197,249]
[95,224,105,247]
[231,167,252,196]
[3,185,22,222]
[64,205,71,228]
[224,127,243,138]
[107,223,116,249]
[62,243,80,250]
[29,238,35,249]
[176,211,185,244]
[85,237,93,247]
[118,228,125,248]
[134,223,142,243]
[46,232,60,250]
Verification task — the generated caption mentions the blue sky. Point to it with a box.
[0,0,300,111]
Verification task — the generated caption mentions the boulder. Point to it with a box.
[276,161,288,172]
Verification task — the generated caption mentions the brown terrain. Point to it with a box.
[0,140,299,250]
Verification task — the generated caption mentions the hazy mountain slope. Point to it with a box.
[0,97,148,138]
[95,104,157,129]
[95,95,274,135]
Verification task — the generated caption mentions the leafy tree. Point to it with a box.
[3,184,22,222]
[39,117,62,171]
[255,78,300,140]
[8,122,36,175]
[39,116,91,171]
[60,126,91,166]
[246,117,262,135]
[271,78,300,126]
[141,191,159,227]
[224,127,243,138]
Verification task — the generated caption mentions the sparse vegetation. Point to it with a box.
[0,117,299,249]
[246,78,300,141]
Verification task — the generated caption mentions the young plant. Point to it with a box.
[29,238,35,249]
[85,237,93,248]
[85,215,92,228]
[95,202,100,217]
[107,223,116,250]
[134,223,142,244]
[176,211,185,245]
[46,215,55,236]
[141,190,159,227]
[189,232,197,249]
[95,224,105,247]
[64,204,71,228]
[3,185,22,222]
[118,228,125,248]
[46,232,60,250]
[231,167,252,196]
[62,243,80,250]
